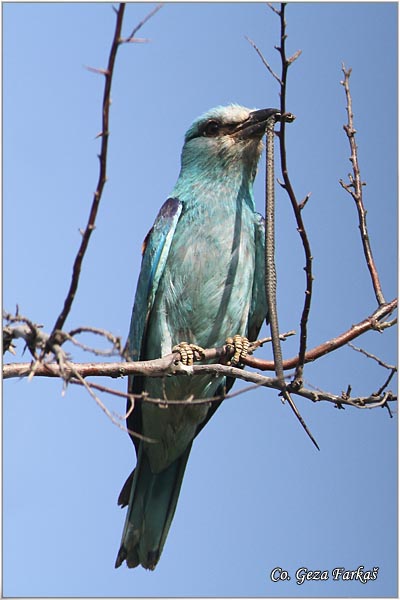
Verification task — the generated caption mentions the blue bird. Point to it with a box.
[115,104,279,570]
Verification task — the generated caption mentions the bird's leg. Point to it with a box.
[172,342,205,365]
[225,335,250,366]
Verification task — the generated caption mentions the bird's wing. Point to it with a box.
[248,212,268,341]
[126,197,183,364]
[125,197,183,456]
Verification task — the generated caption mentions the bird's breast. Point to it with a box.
[160,201,256,350]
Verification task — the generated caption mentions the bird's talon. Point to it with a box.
[226,335,250,365]
[172,342,205,366]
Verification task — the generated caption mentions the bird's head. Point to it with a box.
[178,104,281,183]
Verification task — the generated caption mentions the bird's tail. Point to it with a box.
[115,444,192,570]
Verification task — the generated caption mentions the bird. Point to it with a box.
[115,104,280,570]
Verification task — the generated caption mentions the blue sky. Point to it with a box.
[3,2,397,597]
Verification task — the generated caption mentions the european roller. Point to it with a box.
[115,104,280,570]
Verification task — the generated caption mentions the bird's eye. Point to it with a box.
[203,120,220,137]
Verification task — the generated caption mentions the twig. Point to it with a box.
[274,3,313,389]
[247,4,317,449]
[348,342,397,371]
[250,329,296,351]
[347,341,397,403]
[375,369,397,399]
[339,64,386,306]
[245,36,282,85]
[3,317,154,442]
[68,365,155,443]
[120,3,163,43]
[49,4,127,339]
[49,3,162,343]
[67,326,123,356]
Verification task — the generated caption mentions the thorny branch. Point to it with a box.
[265,114,319,449]
[339,64,386,307]
[2,343,396,412]
[251,4,312,389]
[49,5,125,340]
[48,3,162,345]
[5,298,396,379]
[249,3,318,447]
[274,2,312,389]
[4,300,397,414]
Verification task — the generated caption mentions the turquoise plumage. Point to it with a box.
[115,104,279,570]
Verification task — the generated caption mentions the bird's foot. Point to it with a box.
[172,342,205,365]
[226,335,250,366]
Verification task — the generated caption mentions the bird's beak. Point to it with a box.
[233,108,281,139]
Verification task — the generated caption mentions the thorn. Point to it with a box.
[287,49,302,64]
[277,178,286,189]
[120,36,151,44]
[298,192,312,210]
[341,384,352,400]
[85,65,109,76]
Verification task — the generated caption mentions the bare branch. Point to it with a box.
[49,4,127,339]
[347,341,397,403]
[249,2,317,447]
[250,330,296,350]
[247,298,397,371]
[348,342,397,371]
[340,64,386,306]
[67,364,156,443]
[67,326,123,356]
[4,299,396,380]
[274,3,313,388]
[375,368,397,400]
[49,3,162,343]
[3,354,395,412]
[121,3,163,43]
[245,36,282,85]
